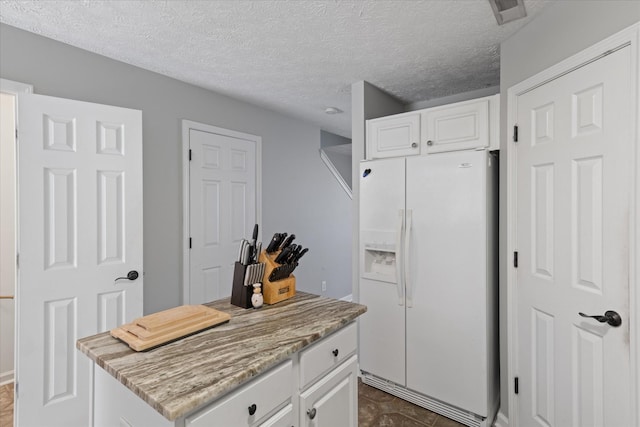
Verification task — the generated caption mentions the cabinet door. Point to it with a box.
[422,99,489,153]
[367,113,420,159]
[300,356,358,427]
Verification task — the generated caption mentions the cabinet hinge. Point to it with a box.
[513,251,518,268]
[514,377,519,394]
[513,125,519,142]
[189,237,192,249]
[189,149,192,161]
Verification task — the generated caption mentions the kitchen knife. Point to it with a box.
[288,245,301,263]
[266,233,280,253]
[237,239,246,263]
[275,232,287,249]
[279,234,295,250]
[255,242,262,262]
[294,248,308,262]
[274,246,292,264]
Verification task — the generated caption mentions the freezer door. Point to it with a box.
[405,150,489,416]
[359,158,406,386]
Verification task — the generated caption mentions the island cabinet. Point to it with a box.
[366,94,500,159]
[78,293,366,427]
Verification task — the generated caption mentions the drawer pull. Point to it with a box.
[332,348,339,357]
[248,403,257,416]
[307,408,317,419]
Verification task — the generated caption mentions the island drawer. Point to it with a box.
[185,360,293,427]
[299,322,357,389]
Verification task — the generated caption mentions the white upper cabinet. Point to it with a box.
[366,112,421,158]
[366,94,499,159]
[422,97,489,153]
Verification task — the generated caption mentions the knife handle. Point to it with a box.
[280,234,295,250]
[266,233,280,253]
[274,246,291,264]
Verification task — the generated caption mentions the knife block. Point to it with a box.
[230,262,252,309]
[258,251,296,305]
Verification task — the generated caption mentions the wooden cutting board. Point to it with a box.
[111,305,231,351]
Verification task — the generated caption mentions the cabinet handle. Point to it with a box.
[307,408,317,419]
[411,142,418,148]
[332,348,339,357]
[248,403,257,416]
[426,140,433,146]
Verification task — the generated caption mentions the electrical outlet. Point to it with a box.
[321,280,327,292]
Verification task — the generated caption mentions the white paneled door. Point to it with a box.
[516,46,632,426]
[188,125,257,304]
[16,94,143,427]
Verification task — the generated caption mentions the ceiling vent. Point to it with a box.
[488,0,527,25]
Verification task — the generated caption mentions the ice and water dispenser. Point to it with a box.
[360,230,398,283]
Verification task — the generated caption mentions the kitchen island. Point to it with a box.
[77,292,366,427]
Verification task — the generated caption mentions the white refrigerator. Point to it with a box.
[359,149,499,427]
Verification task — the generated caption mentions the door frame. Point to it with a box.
[181,120,262,304]
[0,78,33,388]
[506,23,640,426]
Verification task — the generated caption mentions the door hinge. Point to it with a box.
[513,251,518,268]
[514,377,519,394]
[513,125,519,142]
[189,237,192,249]
[16,253,19,268]
[189,149,192,161]
[14,382,18,398]
[15,129,18,139]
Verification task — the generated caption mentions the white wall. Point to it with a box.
[0,23,353,313]
[0,92,16,385]
[498,1,640,421]
[350,81,404,302]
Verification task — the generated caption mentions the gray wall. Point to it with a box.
[0,23,353,313]
[498,2,640,420]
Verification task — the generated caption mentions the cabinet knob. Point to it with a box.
[332,348,339,357]
[411,142,418,148]
[307,408,317,419]
[248,403,257,416]
[426,140,433,146]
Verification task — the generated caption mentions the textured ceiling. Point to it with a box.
[0,0,549,138]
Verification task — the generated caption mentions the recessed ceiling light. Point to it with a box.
[324,107,343,115]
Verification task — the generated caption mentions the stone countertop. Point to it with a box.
[77,292,367,421]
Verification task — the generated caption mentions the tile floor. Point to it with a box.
[0,380,464,427]
[358,379,465,427]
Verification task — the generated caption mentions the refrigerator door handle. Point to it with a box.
[405,209,413,308]
[395,209,404,305]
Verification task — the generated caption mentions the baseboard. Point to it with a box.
[339,294,353,302]
[0,370,14,386]
[493,411,509,427]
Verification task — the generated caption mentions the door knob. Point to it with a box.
[115,270,139,282]
[307,408,317,419]
[578,310,622,327]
